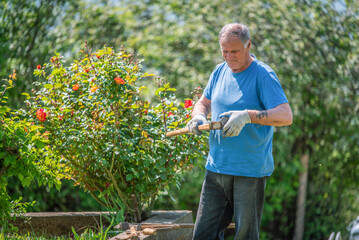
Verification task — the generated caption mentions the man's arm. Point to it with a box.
[186,95,211,135]
[191,95,211,118]
[247,103,292,126]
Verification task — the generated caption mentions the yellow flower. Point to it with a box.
[9,69,16,80]
[141,130,148,138]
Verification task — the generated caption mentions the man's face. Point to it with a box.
[220,37,251,73]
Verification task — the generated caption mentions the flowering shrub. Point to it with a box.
[0,71,62,232]
[25,46,206,222]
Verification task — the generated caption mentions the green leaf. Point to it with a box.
[21,93,30,99]
[22,177,32,187]
[43,84,53,89]
[18,173,23,182]
[155,87,165,96]
[126,174,133,181]
[4,155,13,166]
[35,140,46,148]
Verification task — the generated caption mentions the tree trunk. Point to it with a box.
[293,153,309,240]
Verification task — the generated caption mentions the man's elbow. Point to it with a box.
[286,113,293,126]
[278,103,293,126]
[284,108,293,126]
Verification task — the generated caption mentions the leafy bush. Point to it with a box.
[0,71,62,232]
[25,45,206,222]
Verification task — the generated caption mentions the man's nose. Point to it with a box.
[226,52,235,60]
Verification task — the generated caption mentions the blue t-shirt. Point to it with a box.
[203,56,288,177]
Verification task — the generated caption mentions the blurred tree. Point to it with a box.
[0,0,70,108]
[52,1,133,58]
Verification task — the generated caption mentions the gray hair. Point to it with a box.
[219,23,251,48]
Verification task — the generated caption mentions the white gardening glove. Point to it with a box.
[186,114,208,135]
[219,110,251,138]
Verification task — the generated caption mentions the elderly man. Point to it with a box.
[188,23,293,240]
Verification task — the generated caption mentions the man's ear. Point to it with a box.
[246,39,252,49]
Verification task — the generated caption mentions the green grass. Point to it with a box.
[0,225,121,240]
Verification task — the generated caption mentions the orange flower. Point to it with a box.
[37,65,41,69]
[36,109,47,122]
[114,77,125,84]
[72,84,79,91]
[90,86,98,92]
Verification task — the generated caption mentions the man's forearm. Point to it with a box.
[191,96,211,118]
[192,103,209,117]
[247,103,292,126]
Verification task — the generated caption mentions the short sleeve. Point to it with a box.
[203,63,223,100]
[260,71,288,109]
[203,71,215,100]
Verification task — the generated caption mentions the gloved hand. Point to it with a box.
[219,110,251,138]
[187,114,208,135]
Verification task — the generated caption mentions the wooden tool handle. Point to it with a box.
[143,228,157,235]
[165,128,190,137]
[165,118,228,138]
[140,222,235,229]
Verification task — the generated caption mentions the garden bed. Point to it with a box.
[10,212,111,237]
[10,210,193,240]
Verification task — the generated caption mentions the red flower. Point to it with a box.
[84,68,89,73]
[184,99,193,108]
[36,109,47,122]
[186,114,190,118]
[144,110,148,115]
[114,77,125,84]
[59,115,64,121]
[168,112,174,116]
[37,65,41,69]
[105,182,110,188]
[72,84,79,91]
[96,54,101,59]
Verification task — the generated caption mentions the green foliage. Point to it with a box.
[0,0,70,109]
[7,178,102,212]
[0,225,117,239]
[25,45,206,222]
[2,0,359,238]
[152,163,206,220]
[0,72,62,232]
